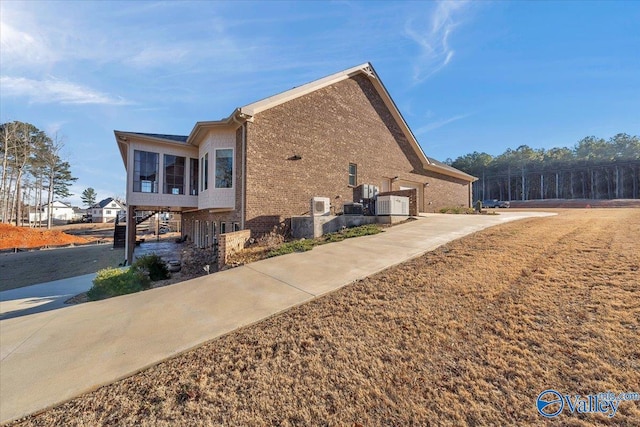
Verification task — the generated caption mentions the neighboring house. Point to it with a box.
[72,207,88,222]
[89,198,126,223]
[29,201,74,224]
[115,62,477,261]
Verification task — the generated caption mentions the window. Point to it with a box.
[215,149,233,188]
[106,210,112,215]
[164,155,185,195]
[189,158,199,195]
[200,153,208,191]
[233,222,240,232]
[133,150,159,193]
[348,163,357,187]
[220,221,226,234]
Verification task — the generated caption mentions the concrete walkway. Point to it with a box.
[0,273,97,320]
[0,211,554,423]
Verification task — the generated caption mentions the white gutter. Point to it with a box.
[231,112,248,230]
[241,122,246,230]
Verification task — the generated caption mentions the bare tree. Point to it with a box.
[0,122,17,223]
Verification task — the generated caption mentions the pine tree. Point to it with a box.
[81,188,97,207]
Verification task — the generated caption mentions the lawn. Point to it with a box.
[11,209,639,426]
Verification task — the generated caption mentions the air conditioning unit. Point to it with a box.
[376,195,409,216]
[310,197,330,216]
[355,184,379,200]
[343,202,364,215]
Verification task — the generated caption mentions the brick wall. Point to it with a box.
[378,189,418,216]
[181,73,471,237]
[244,74,471,235]
[218,229,251,270]
[181,209,241,244]
[422,171,472,212]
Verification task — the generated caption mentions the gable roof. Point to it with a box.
[114,62,475,182]
[114,130,193,170]
[425,157,476,181]
[48,200,72,208]
[187,62,475,182]
[91,197,125,209]
[125,132,188,143]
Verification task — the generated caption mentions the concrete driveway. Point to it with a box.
[0,273,97,320]
[0,211,554,424]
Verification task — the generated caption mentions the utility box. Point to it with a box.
[354,184,379,201]
[343,202,364,215]
[376,195,409,216]
[310,197,330,216]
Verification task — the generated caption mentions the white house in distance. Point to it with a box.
[89,197,126,223]
[29,200,74,224]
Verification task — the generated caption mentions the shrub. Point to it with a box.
[180,244,217,276]
[339,224,381,238]
[439,206,475,214]
[87,268,150,301]
[257,231,285,249]
[267,239,315,257]
[133,253,170,282]
[266,224,382,257]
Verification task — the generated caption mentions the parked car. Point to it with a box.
[482,199,510,208]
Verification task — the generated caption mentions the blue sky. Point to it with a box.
[1,0,638,207]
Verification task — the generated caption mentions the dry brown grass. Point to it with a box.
[12,209,640,426]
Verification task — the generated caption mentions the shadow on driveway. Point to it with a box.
[0,273,96,320]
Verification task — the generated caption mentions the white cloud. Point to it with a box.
[0,76,131,105]
[125,46,191,69]
[404,1,470,83]
[415,113,471,134]
[0,21,57,67]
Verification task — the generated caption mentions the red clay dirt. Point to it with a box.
[0,223,95,251]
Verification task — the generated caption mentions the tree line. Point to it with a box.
[447,133,640,202]
[0,121,77,228]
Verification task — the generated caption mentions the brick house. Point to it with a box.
[115,63,476,261]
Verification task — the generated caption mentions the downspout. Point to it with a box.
[241,122,246,230]
[124,205,129,263]
[231,110,247,230]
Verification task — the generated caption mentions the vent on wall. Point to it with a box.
[310,197,331,216]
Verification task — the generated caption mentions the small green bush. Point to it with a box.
[266,224,382,257]
[267,239,315,257]
[133,253,170,282]
[339,224,381,238]
[322,224,382,243]
[87,268,150,301]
